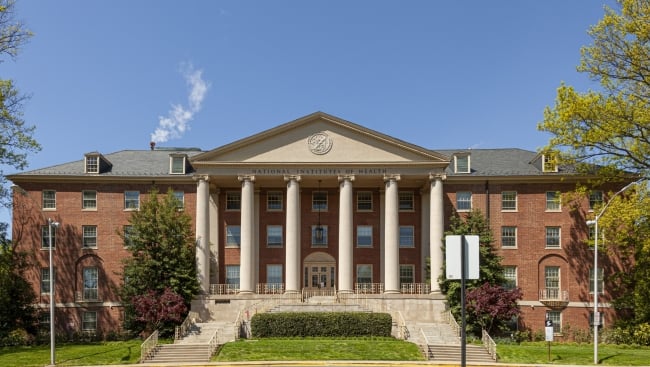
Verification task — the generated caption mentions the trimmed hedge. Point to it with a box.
[250,312,392,338]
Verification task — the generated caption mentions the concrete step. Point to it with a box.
[146,343,212,363]
[426,344,495,363]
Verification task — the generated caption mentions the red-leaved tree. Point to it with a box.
[132,287,187,334]
[466,283,523,335]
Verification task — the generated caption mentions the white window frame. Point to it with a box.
[399,264,415,285]
[501,191,517,211]
[82,311,97,332]
[312,191,328,211]
[546,191,561,211]
[503,266,517,289]
[543,154,558,173]
[124,191,140,210]
[266,225,283,248]
[41,267,54,294]
[356,225,373,247]
[546,310,561,333]
[456,191,472,211]
[545,266,560,298]
[356,264,373,284]
[41,226,56,249]
[169,155,186,174]
[311,225,328,247]
[82,225,97,248]
[226,225,241,247]
[266,191,283,211]
[356,191,373,211]
[225,265,240,289]
[173,191,184,209]
[545,226,561,248]
[82,190,97,210]
[398,191,414,211]
[266,264,283,285]
[589,190,603,211]
[83,267,98,301]
[454,154,470,173]
[43,190,56,210]
[85,155,99,174]
[399,226,415,248]
[226,192,241,211]
[501,226,517,248]
[590,267,604,294]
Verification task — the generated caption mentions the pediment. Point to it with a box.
[192,112,449,166]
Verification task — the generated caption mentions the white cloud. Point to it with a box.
[150,63,210,144]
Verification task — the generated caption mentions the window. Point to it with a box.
[173,191,184,209]
[546,226,561,248]
[42,190,56,210]
[85,156,99,173]
[124,191,140,210]
[41,226,56,249]
[225,265,240,290]
[546,191,561,211]
[543,154,558,173]
[590,311,604,327]
[170,155,186,174]
[399,226,415,247]
[311,225,328,246]
[83,267,98,300]
[546,311,561,333]
[357,191,373,211]
[267,191,283,211]
[267,225,283,247]
[312,191,327,211]
[456,191,472,211]
[545,266,560,298]
[399,191,414,211]
[82,225,97,248]
[503,266,517,289]
[39,312,50,328]
[357,264,372,284]
[82,311,97,332]
[41,267,54,294]
[357,225,373,247]
[501,191,517,211]
[226,225,241,247]
[501,226,517,248]
[266,264,283,284]
[399,265,414,285]
[589,190,603,210]
[226,192,241,210]
[589,267,604,294]
[82,190,97,209]
[454,154,470,173]
[123,225,134,247]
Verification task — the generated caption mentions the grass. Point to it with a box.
[497,342,650,366]
[0,340,142,367]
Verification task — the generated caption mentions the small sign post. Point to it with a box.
[545,319,554,361]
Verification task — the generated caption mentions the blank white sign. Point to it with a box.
[445,235,480,280]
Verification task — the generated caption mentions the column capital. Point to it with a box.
[383,174,401,183]
[192,174,210,182]
[429,173,447,181]
[237,175,255,182]
[284,175,302,182]
[338,175,355,183]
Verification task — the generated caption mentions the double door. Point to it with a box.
[305,262,336,290]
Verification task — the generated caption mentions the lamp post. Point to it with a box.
[586,179,642,364]
[47,218,60,366]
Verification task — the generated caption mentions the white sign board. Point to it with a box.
[445,235,480,280]
[545,326,554,341]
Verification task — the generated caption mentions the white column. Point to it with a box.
[209,189,220,284]
[429,173,446,294]
[285,175,301,293]
[194,175,210,294]
[338,175,355,293]
[379,188,385,283]
[384,175,400,294]
[420,188,430,284]
[239,175,255,294]
[254,189,260,291]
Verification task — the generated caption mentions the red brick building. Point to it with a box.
[8,112,622,338]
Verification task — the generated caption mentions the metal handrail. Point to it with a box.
[482,328,498,361]
[175,311,199,340]
[140,329,158,363]
[207,328,219,359]
[443,309,460,337]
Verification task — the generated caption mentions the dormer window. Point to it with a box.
[84,152,111,174]
[454,153,470,173]
[543,154,558,173]
[85,156,99,173]
[170,155,187,174]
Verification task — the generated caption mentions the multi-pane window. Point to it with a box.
[173,191,184,209]
[82,190,97,209]
[225,225,241,247]
[590,311,605,327]
[124,191,140,209]
[225,265,240,289]
[226,192,241,210]
[82,311,97,332]
[312,191,327,211]
[399,265,414,285]
[456,191,472,211]
[546,191,561,211]
[266,264,283,284]
[85,156,99,173]
[546,226,561,248]
[546,310,561,333]
[589,190,603,210]
[123,225,134,247]
[589,267,604,294]
[357,264,372,284]
[455,154,470,173]
[39,312,50,329]
[170,156,185,174]
[545,266,560,298]
[501,226,517,248]
[82,225,97,248]
[501,191,517,211]
[503,266,517,289]
[41,226,56,249]
[312,225,328,246]
[399,226,415,247]
[356,225,373,247]
[356,191,373,211]
[83,267,98,300]
[267,191,283,211]
[266,225,283,247]
[41,268,54,294]
[399,191,414,211]
[42,190,56,209]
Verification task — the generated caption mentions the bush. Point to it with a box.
[250,312,392,338]
[0,328,35,346]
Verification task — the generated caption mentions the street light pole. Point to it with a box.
[48,218,60,366]
[586,179,643,364]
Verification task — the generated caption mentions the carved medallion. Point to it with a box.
[308,132,333,155]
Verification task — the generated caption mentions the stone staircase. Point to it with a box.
[143,322,229,364]
[406,322,495,363]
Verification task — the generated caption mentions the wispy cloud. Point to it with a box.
[150,63,210,144]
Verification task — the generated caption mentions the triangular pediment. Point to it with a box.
[192,112,449,166]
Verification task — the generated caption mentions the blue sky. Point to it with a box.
[2,0,615,225]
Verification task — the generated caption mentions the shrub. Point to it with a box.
[0,328,35,346]
[250,312,392,338]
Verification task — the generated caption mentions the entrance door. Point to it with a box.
[306,263,335,289]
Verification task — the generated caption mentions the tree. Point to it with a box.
[538,0,650,181]
[466,283,522,336]
[120,189,199,336]
[132,288,187,333]
[439,209,511,336]
[0,0,40,207]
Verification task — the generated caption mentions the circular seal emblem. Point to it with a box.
[308,132,333,155]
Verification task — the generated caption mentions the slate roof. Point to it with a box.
[438,148,565,177]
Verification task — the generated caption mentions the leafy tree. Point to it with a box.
[538,0,650,180]
[0,222,37,343]
[466,283,522,336]
[120,189,199,336]
[439,209,510,336]
[132,287,187,333]
[0,0,40,207]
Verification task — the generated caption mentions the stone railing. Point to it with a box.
[210,284,239,295]
[400,283,430,294]
[482,329,498,361]
[175,311,199,340]
[207,327,220,358]
[354,283,384,294]
[442,309,460,337]
[140,329,158,363]
[256,283,285,294]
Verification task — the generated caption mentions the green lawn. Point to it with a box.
[0,340,142,367]
[497,342,650,366]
